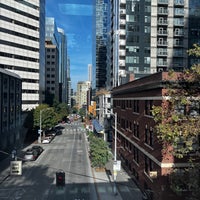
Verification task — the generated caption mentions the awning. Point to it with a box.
[92,119,103,133]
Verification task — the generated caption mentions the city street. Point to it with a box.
[0,122,97,200]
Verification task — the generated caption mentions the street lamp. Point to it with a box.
[106,110,119,195]
[38,108,51,143]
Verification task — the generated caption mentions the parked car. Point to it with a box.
[42,137,51,144]
[23,146,43,161]
[23,148,38,161]
[31,145,43,155]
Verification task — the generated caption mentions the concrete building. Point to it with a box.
[111,71,199,200]
[76,81,91,109]
[0,0,45,110]
[45,40,59,104]
[0,68,22,157]
[45,18,69,104]
[108,0,200,89]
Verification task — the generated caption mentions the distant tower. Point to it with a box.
[88,64,92,83]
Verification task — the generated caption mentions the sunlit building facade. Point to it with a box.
[109,0,200,89]
[0,0,45,110]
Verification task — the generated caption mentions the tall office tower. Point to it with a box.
[93,0,109,91]
[88,64,92,83]
[45,18,60,103]
[45,40,59,105]
[58,28,68,103]
[188,0,200,66]
[0,0,45,110]
[45,18,68,103]
[66,58,71,107]
[109,0,200,89]
[39,0,46,104]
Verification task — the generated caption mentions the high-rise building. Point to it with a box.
[108,0,200,89]
[0,69,22,153]
[93,0,109,91]
[67,58,71,107]
[0,0,45,110]
[58,28,68,103]
[45,40,59,104]
[88,64,92,83]
[45,18,68,104]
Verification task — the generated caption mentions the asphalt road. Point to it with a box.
[0,121,97,200]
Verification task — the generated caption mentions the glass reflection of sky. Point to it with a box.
[59,4,92,16]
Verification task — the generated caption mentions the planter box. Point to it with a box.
[94,167,106,172]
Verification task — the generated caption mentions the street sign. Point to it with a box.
[113,160,121,171]
[10,161,22,175]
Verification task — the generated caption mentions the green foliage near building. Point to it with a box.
[88,133,111,168]
[152,44,200,200]
[33,104,58,131]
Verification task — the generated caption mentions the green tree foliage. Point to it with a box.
[89,135,111,168]
[33,104,58,131]
[152,44,200,199]
[53,102,70,122]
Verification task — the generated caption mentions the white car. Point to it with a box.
[42,138,50,144]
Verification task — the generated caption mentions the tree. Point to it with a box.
[152,44,200,199]
[33,104,58,131]
[53,102,70,122]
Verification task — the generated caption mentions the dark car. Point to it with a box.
[31,145,43,155]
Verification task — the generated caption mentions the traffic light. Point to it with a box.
[56,171,65,187]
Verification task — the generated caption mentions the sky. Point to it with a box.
[46,0,93,90]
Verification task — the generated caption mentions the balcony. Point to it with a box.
[174,21,184,26]
[157,40,168,46]
[158,9,168,15]
[157,51,168,56]
[157,61,168,66]
[174,0,184,6]
[174,31,184,37]
[157,30,168,36]
[158,20,168,26]
[158,0,168,4]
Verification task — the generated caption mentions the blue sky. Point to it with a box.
[46,0,93,90]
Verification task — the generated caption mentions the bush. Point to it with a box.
[89,136,111,168]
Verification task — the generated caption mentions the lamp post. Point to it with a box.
[38,108,51,143]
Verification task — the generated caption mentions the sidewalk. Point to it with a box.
[93,159,144,200]
[93,166,123,200]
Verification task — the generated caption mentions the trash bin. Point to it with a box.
[56,170,65,186]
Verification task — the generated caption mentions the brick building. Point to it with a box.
[111,72,188,200]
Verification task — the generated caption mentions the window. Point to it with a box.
[145,100,153,116]
[145,6,151,12]
[133,121,139,138]
[144,57,150,64]
[144,26,150,33]
[133,146,139,164]
[133,100,139,113]
[145,16,151,23]
[145,125,154,147]
[145,156,153,174]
